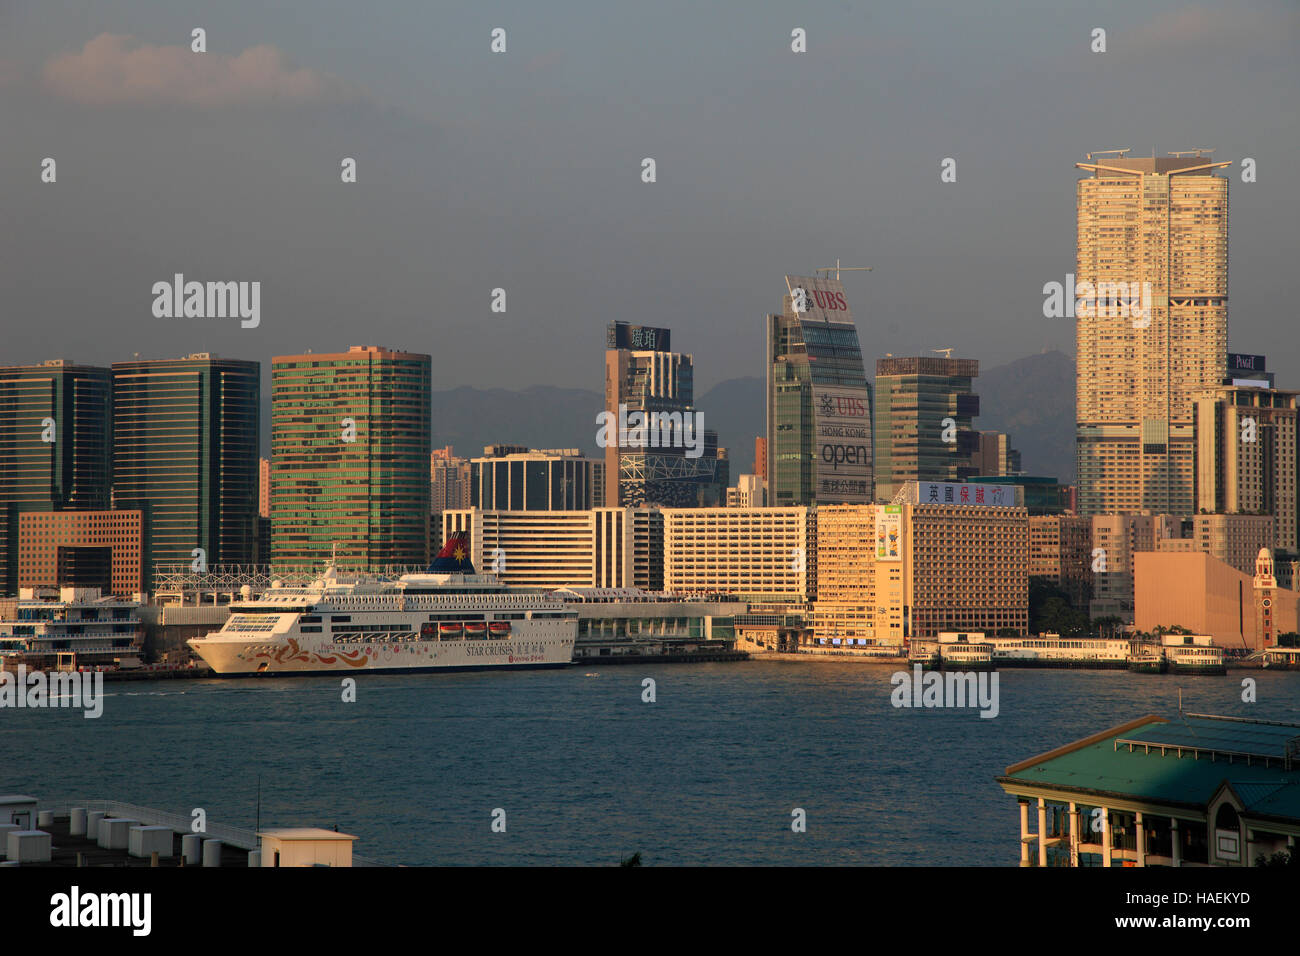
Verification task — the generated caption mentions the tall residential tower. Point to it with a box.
[1074,151,1230,517]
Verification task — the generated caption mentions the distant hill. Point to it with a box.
[975,350,1076,483]
[257,354,1076,484]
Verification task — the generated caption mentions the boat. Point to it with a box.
[987,633,1129,669]
[488,621,511,637]
[1161,634,1226,675]
[464,622,488,638]
[1127,641,1166,674]
[187,532,577,676]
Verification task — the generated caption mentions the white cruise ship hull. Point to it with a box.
[190,628,575,676]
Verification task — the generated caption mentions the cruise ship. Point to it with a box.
[187,533,577,676]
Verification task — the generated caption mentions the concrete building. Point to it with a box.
[271,346,430,571]
[1074,152,1231,518]
[442,508,661,590]
[766,276,873,507]
[112,354,260,588]
[1029,515,1093,609]
[430,447,471,515]
[1193,383,1299,553]
[0,361,112,596]
[726,474,766,508]
[1135,550,1299,652]
[998,713,1300,867]
[873,356,979,502]
[1156,513,1276,576]
[470,446,599,511]
[662,506,814,606]
[1089,514,1167,622]
[17,510,144,596]
[971,431,1021,478]
[604,322,726,508]
[812,484,1029,647]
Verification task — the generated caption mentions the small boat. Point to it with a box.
[488,621,511,637]
[464,621,488,638]
[1128,641,1165,673]
[438,622,463,638]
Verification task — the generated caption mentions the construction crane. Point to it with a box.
[814,260,872,281]
[1086,148,1131,160]
[932,348,954,360]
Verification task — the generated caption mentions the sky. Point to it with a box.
[1,0,1297,396]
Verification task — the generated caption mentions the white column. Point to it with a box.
[1171,818,1181,868]
[1136,811,1146,867]
[1019,802,1030,867]
[1102,808,1112,867]
[1038,798,1048,867]
[1069,802,1079,868]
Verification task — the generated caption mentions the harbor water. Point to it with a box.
[4,662,1296,865]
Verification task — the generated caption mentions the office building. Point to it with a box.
[470,446,599,511]
[272,346,430,570]
[873,356,978,502]
[17,509,144,596]
[1029,514,1094,609]
[663,506,814,606]
[766,276,873,506]
[1075,151,1230,517]
[603,322,726,508]
[0,361,112,595]
[112,354,259,587]
[726,474,766,508]
[1194,382,1299,553]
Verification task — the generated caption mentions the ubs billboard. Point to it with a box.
[785,275,854,324]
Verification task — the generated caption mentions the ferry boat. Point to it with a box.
[187,533,577,676]
[1160,634,1226,675]
[907,633,993,670]
[987,633,1130,669]
[1127,641,1166,674]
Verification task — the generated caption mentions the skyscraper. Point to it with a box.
[765,275,873,506]
[1074,151,1230,517]
[272,345,431,570]
[112,354,260,586]
[873,356,979,501]
[0,360,112,595]
[603,322,726,507]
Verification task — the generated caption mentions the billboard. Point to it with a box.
[813,384,872,504]
[917,481,1020,508]
[785,275,854,324]
[1228,353,1266,373]
[875,506,902,562]
[607,322,671,352]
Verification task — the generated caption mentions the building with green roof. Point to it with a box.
[997,713,1300,867]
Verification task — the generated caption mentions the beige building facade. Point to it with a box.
[1075,154,1230,518]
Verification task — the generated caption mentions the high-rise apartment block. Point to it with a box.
[1075,152,1230,517]
[272,346,430,570]
[873,357,978,502]
[112,354,260,586]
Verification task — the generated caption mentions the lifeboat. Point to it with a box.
[464,621,488,638]
[488,621,511,637]
[438,622,463,638]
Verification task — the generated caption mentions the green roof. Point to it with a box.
[998,714,1300,816]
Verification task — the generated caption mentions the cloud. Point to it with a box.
[43,34,357,107]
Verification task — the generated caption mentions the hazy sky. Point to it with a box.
[2,0,1297,396]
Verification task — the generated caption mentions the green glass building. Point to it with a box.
[112,354,260,587]
[0,361,112,595]
[271,346,431,571]
[765,276,873,506]
[873,356,980,502]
